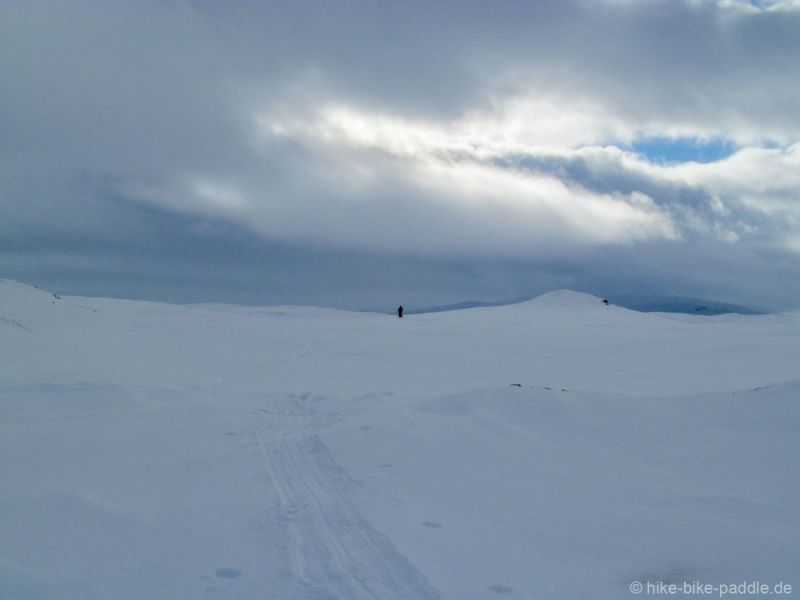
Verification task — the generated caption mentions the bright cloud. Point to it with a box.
[253,102,678,254]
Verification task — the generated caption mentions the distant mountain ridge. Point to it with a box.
[410,291,760,316]
[609,294,760,316]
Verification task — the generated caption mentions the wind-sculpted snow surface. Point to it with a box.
[0,280,798,598]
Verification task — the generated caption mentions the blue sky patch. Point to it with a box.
[629,137,738,164]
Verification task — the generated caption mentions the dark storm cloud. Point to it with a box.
[1,0,799,310]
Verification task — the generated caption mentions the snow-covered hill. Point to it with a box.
[1,280,798,599]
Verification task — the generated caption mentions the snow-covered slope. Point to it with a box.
[1,280,798,599]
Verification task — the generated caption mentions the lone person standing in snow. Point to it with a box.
[397,305,404,318]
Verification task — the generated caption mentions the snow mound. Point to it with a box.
[0,279,58,304]
[0,280,63,330]
[433,290,612,320]
[522,289,607,308]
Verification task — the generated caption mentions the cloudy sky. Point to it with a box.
[2,0,800,311]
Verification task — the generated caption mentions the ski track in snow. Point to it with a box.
[254,393,440,600]
[210,336,319,389]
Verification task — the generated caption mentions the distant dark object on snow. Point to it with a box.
[602,299,609,305]
[397,305,403,318]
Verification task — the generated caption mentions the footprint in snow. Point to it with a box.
[489,584,513,594]
[215,568,242,579]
